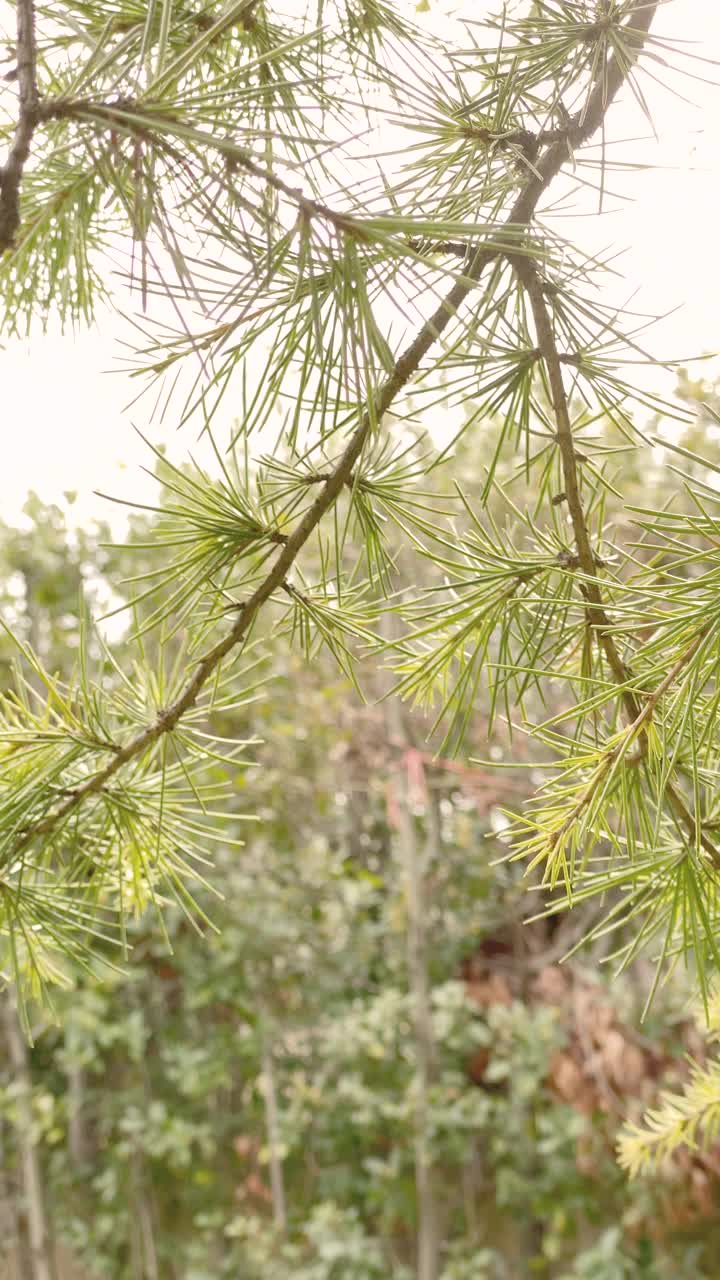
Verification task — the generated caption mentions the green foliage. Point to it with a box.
[2,0,720,1272]
[0,0,717,1020]
[618,1058,720,1178]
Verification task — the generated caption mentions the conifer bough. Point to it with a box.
[3,0,652,834]
[4,0,719,1010]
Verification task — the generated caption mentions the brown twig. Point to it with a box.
[407,239,471,260]
[5,1,661,865]
[1,0,659,257]
[512,254,638,708]
[549,629,711,849]
[511,255,720,868]
[0,0,39,253]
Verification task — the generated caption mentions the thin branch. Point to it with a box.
[512,255,720,869]
[512,254,637,704]
[4,0,661,867]
[35,95,365,241]
[12,0,658,257]
[407,239,470,260]
[549,627,710,854]
[0,0,39,254]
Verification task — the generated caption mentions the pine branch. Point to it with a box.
[0,0,39,252]
[44,96,364,238]
[543,629,711,865]
[512,254,638,704]
[4,0,661,868]
[511,256,720,870]
[407,240,471,260]
[619,1055,720,1175]
[2,2,659,260]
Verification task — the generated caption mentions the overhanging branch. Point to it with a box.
[0,0,39,253]
[511,255,720,869]
[4,0,662,866]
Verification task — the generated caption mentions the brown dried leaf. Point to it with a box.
[532,965,568,1004]
[233,1134,259,1161]
[465,974,513,1008]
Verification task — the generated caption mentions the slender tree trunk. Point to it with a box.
[132,1149,160,1280]
[259,1017,287,1235]
[13,1205,35,1280]
[396,767,440,1280]
[0,1113,34,1280]
[128,1173,145,1280]
[66,1062,90,1167]
[384,632,440,1280]
[1,992,57,1280]
[129,985,161,1280]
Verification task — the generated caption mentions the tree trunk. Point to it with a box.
[383,634,440,1280]
[260,1018,287,1236]
[1,991,58,1280]
[132,1149,160,1280]
[396,764,440,1280]
[66,1061,90,1166]
[0,1113,34,1280]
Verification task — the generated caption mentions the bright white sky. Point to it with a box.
[2,0,719,530]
